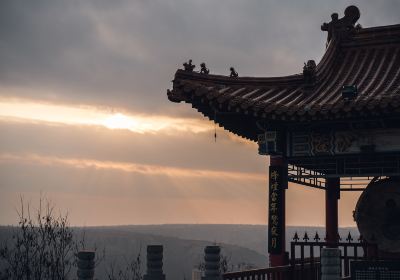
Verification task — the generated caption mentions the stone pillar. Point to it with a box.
[202,246,221,280]
[268,156,288,267]
[326,177,340,247]
[77,250,95,280]
[144,245,165,280]
[321,248,341,280]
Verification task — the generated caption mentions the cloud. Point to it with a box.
[0,152,359,226]
[0,120,262,174]
[1,0,398,115]
[0,152,267,225]
[0,153,264,181]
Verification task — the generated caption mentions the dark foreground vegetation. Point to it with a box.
[0,198,142,280]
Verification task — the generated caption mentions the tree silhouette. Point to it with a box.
[106,249,143,280]
[0,197,76,280]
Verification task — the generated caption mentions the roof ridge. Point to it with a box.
[174,69,304,86]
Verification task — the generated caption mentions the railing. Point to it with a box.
[290,231,377,278]
[291,241,368,278]
[223,265,292,280]
[223,232,377,280]
[288,153,400,178]
[223,263,320,280]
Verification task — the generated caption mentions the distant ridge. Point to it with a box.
[91,224,358,256]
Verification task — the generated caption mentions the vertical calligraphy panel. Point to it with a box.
[268,165,284,254]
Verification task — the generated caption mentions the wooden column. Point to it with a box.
[268,156,288,267]
[325,177,340,247]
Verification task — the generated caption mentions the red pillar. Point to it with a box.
[326,177,340,247]
[268,156,288,267]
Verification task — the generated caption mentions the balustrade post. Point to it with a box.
[77,250,95,280]
[144,245,165,280]
[321,248,341,280]
[202,246,221,280]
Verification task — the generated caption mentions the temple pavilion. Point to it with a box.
[167,5,400,279]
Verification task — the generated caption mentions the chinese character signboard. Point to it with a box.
[268,166,284,254]
[289,129,400,157]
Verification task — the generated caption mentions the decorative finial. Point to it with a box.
[303,60,317,86]
[230,67,238,78]
[314,231,320,242]
[200,62,210,74]
[183,59,195,72]
[346,231,353,243]
[321,5,360,43]
[303,232,309,242]
[293,232,299,242]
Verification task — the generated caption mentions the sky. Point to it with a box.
[0,0,399,226]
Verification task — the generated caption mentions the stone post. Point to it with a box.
[144,245,165,280]
[202,246,221,280]
[77,250,95,280]
[321,248,341,280]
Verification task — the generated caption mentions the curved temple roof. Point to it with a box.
[167,6,400,140]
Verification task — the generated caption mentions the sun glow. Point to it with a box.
[103,113,136,130]
[0,99,211,134]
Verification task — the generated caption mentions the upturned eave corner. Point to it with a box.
[166,89,183,103]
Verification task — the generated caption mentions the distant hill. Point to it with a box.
[93,224,359,256]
